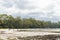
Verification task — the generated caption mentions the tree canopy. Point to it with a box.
[0,14,60,29]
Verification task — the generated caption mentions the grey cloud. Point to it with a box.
[47,11,54,17]
[22,12,44,18]
[0,0,60,22]
[15,0,36,9]
[2,0,15,8]
[40,17,51,21]
[1,0,36,9]
[45,4,55,17]
[15,0,29,9]
[28,12,44,15]
[15,0,26,9]
[11,12,24,18]
[39,16,60,22]
[51,16,60,21]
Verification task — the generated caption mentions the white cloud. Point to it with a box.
[27,0,52,9]
[0,0,60,22]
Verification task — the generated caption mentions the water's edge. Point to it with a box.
[0,29,60,40]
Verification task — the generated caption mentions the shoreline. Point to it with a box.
[0,29,60,40]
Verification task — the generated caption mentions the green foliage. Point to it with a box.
[0,14,60,28]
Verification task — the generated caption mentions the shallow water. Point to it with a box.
[0,29,60,40]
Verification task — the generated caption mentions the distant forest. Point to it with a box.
[0,14,60,29]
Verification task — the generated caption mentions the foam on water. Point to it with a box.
[0,29,60,40]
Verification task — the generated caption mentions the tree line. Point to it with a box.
[0,14,60,29]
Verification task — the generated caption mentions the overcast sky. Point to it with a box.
[0,0,60,22]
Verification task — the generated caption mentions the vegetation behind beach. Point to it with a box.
[0,14,60,29]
